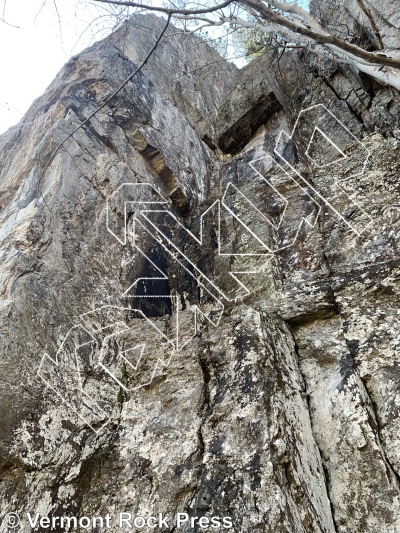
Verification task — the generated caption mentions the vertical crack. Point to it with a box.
[291,337,340,533]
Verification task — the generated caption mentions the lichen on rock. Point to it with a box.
[1,10,400,533]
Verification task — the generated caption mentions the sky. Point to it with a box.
[0,1,124,134]
[0,0,238,135]
[0,1,310,135]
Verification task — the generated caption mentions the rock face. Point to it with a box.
[1,11,400,533]
[311,0,400,50]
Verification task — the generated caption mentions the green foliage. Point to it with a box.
[199,29,231,57]
[233,27,271,60]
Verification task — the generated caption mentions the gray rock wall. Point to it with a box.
[1,12,400,533]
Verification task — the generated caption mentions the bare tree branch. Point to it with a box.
[93,0,235,15]
[92,0,400,73]
[241,0,400,69]
[0,0,19,28]
[355,0,384,49]
[0,16,19,27]
[52,0,66,54]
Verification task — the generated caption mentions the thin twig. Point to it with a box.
[93,0,234,16]
[53,0,66,55]
[34,0,47,27]
[355,0,384,49]
[0,0,18,26]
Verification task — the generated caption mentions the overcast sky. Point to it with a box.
[0,1,121,134]
[0,0,250,136]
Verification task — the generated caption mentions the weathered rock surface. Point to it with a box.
[311,0,400,51]
[1,11,400,533]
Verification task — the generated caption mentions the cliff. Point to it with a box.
[1,11,400,533]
